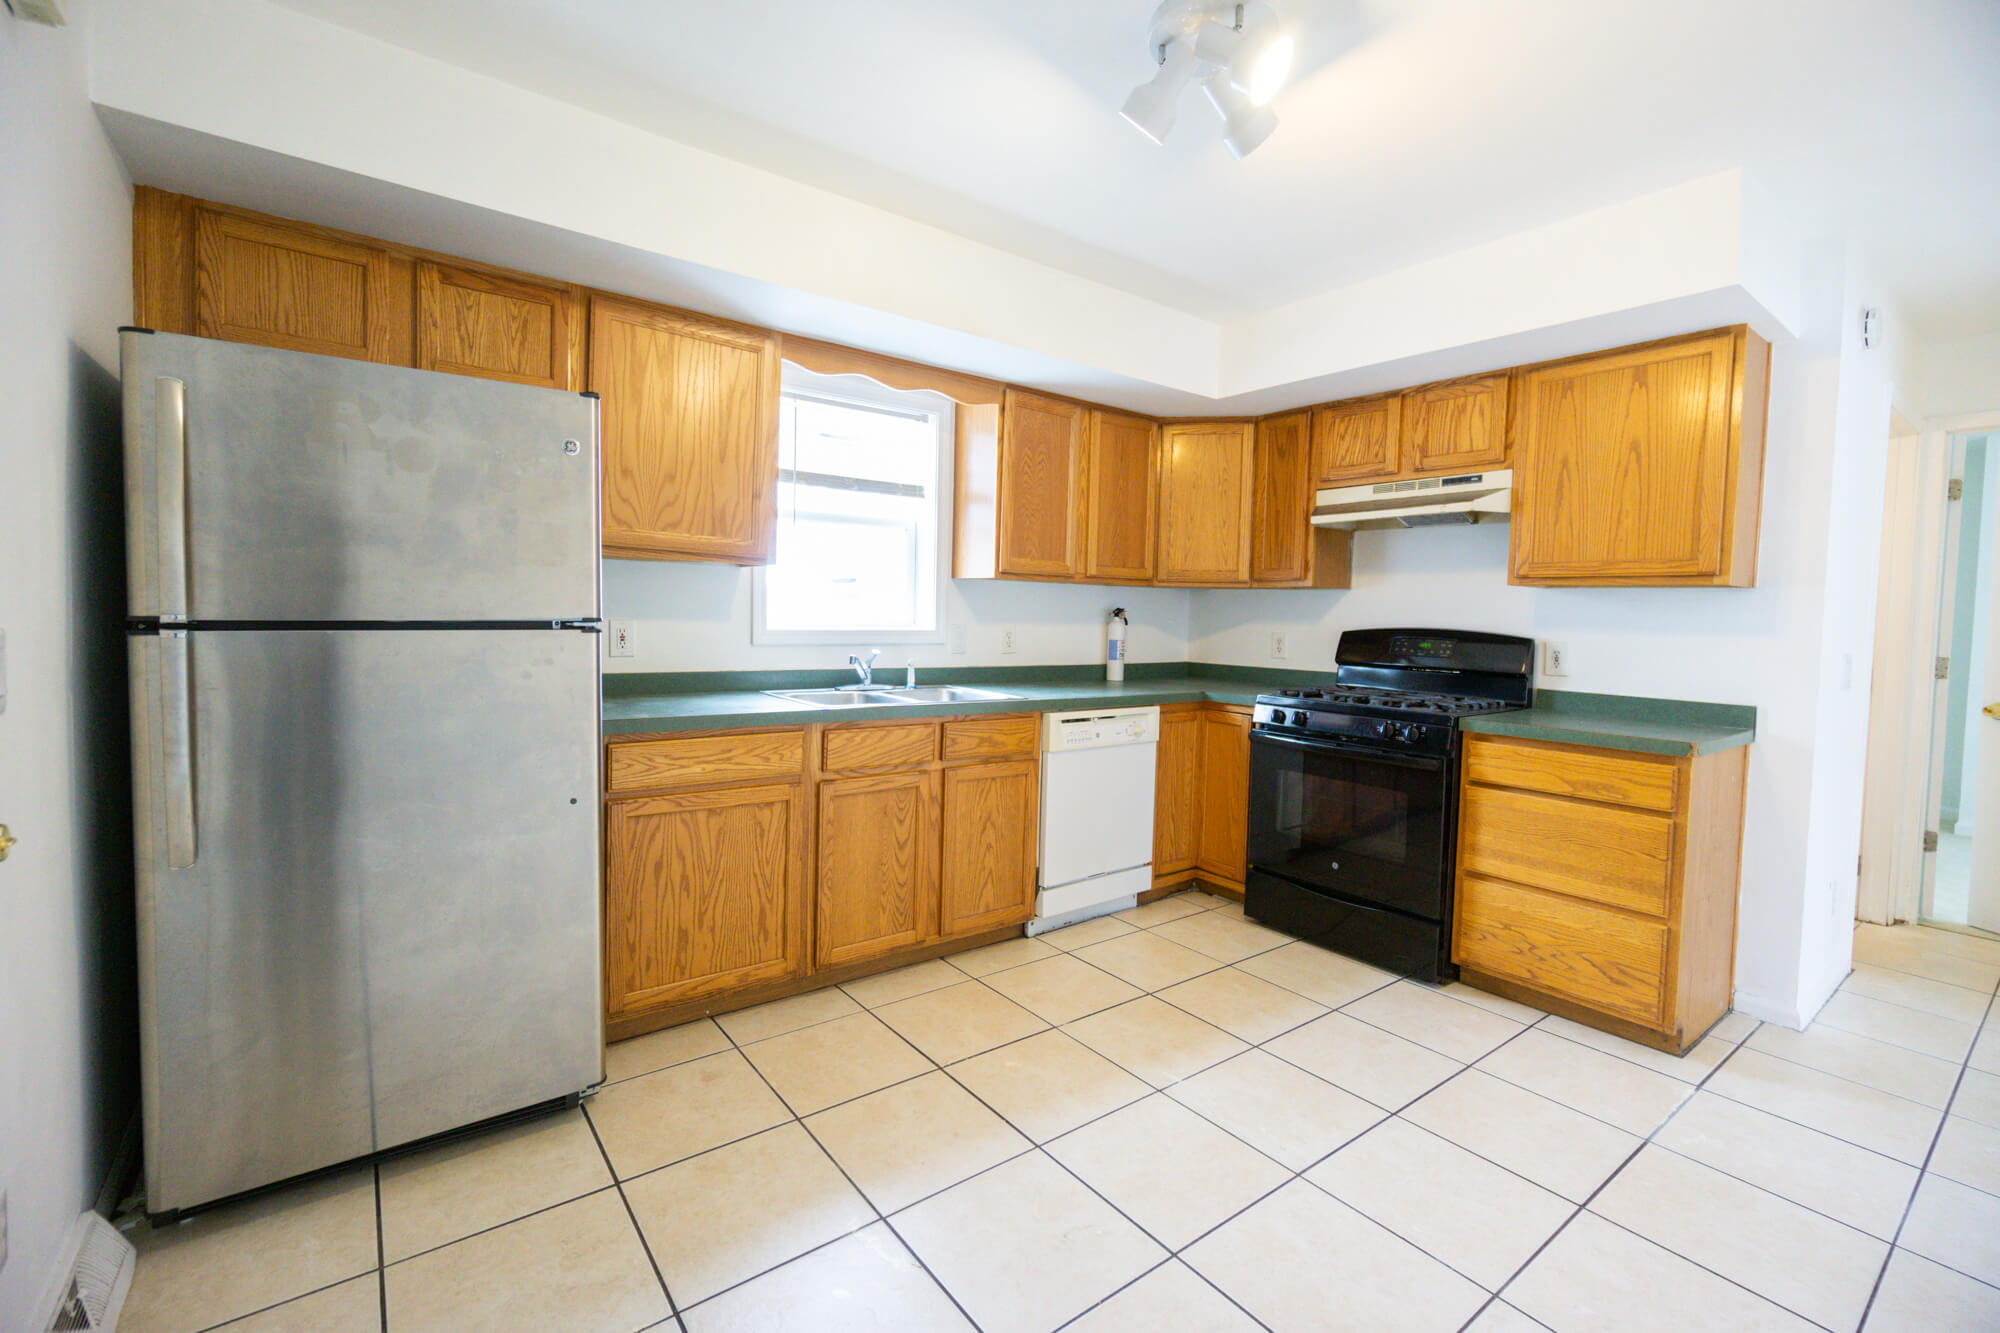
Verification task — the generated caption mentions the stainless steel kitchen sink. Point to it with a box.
[884,686,1024,703]
[765,685,1025,708]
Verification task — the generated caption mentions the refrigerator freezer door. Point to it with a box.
[130,627,602,1212]
[122,330,600,623]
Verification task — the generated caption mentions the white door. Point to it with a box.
[1969,546,2000,933]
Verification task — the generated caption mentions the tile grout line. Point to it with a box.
[373,1162,388,1332]
[579,1100,690,1333]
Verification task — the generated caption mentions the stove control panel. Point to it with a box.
[1252,703,1453,757]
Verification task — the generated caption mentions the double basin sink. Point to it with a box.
[765,685,1025,709]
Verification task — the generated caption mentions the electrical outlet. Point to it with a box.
[1270,631,1288,660]
[950,623,968,655]
[1541,641,1568,677]
[607,620,634,658]
[1001,628,1017,655]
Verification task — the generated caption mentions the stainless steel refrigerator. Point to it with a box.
[121,329,605,1215]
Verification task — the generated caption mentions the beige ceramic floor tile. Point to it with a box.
[622,1122,874,1307]
[1705,1048,1941,1164]
[1710,1009,1760,1043]
[1968,1022,2000,1076]
[1463,1302,1553,1332]
[605,1017,731,1083]
[1149,910,1295,964]
[1070,931,1221,991]
[1899,1174,2000,1286]
[947,1028,1151,1143]
[1167,1049,1383,1170]
[680,1223,970,1333]
[1532,1015,1735,1084]
[382,1189,669,1333]
[807,1071,1028,1214]
[588,1048,792,1178]
[1066,1261,1260,1333]
[741,1010,933,1115]
[838,957,969,1009]
[873,981,1047,1065]
[947,934,1060,977]
[1063,996,1249,1088]
[1748,1020,1963,1108]
[1265,1011,1462,1110]
[1233,940,1400,1008]
[1114,892,1213,928]
[1842,963,1993,1022]
[1930,1113,2000,1196]
[206,1275,381,1332]
[121,1169,378,1333]
[1342,980,1525,1062]
[1863,1248,2000,1333]
[1505,1212,1816,1333]
[893,1151,1165,1333]
[1476,1028,1692,1136]
[1185,1180,1486,1333]
[1402,1070,1640,1203]
[1815,990,1979,1062]
[980,952,1143,1025]
[1157,966,1328,1043]
[715,986,861,1044]
[1178,890,1238,912]
[1047,1094,1291,1249]
[1437,981,1546,1023]
[1854,922,2000,977]
[1652,1091,1919,1239]
[1590,1145,1887,1331]
[1953,1067,2000,1129]
[1038,914,1139,951]
[1308,1117,1573,1291]
[378,1108,612,1262]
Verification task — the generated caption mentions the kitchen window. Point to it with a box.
[752,368,951,644]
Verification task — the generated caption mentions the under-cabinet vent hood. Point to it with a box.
[1310,469,1512,530]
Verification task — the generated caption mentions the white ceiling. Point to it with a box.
[268,0,2000,339]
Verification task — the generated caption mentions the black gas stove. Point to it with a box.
[1243,628,1535,981]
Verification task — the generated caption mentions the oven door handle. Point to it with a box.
[1251,730,1445,772]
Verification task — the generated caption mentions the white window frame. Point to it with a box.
[751,364,953,646]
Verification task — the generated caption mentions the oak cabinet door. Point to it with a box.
[1511,329,1763,586]
[1310,396,1401,485]
[1195,708,1252,885]
[590,294,781,564]
[1153,704,1203,877]
[816,771,940,968]
[1251,411,1312,583]
[997,389,1088,578]
[1158,422,1255,585]
[940,760,1039,937]
[1083,409,1159,581]
[1401,374,1509,476]
[193,208,408,364]
[417,261,581,390]
[604,783,808,1019]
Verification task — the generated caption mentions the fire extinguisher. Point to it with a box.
[1107,607,1128,682]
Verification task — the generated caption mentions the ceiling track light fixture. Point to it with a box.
[1120,0,1294,157]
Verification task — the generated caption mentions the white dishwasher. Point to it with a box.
[1028,705,1160,934]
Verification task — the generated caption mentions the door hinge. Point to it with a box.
[1923,830,1939,853]
[1937,656,1951,681]
[1949,478,1964,501]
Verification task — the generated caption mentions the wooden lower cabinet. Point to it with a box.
[816,771,939,968]
[940,760,1039,936]
[1152,704,1203,884]
[1451,734,1750,1053]
[1196,707,1252,889]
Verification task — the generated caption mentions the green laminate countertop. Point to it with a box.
[1457,689,1756,757]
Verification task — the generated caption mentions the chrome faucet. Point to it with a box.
[847,649,880,688]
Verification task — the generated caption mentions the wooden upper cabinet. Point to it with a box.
[1510,327,1769,587]
[816,770,940,968]
[1401,374,1509,476]
[416,261,582,390]
[1158,422,1255,585]
[1153,704,1202,881]
[997,389,1088,578]
[1084,409,1159,582]
[1196,707,1252,886]
[1251,411,1351,588]
[193,207,410,364]
[939,760,1039,937]
[590,294,781,564]
[1311,395,1402,485]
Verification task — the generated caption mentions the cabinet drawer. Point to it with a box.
[1464,736,1678,812]
[607,729,806,793]
[1454,875,1668,1027]
[822,722,938,773]
[1459,784,1673,916]
[941,713,1040,763]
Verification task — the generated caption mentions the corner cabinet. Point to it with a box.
[1510,328,1769,587]
[1158,422,1255,585]
[589,294,781,564]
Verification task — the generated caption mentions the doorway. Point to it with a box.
[1933,432,1996,928]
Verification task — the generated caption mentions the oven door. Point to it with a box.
[1246,730,1451,921]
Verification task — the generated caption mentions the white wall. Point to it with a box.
[1926,331,2000,419]
[0,5,138,1327]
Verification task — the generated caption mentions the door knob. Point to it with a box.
[1986,703,2000,721]
[0,823,14,861]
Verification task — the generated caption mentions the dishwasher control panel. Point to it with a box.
[1042,705,1161,752]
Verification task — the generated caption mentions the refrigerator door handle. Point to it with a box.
[156,376,190,621]
[160,627,197,867]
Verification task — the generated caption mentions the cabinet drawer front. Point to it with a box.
[607,729,806,793]
[822,722,938,772]
[1454,875,1667,1027]
[1459,785,1672,915]
[1464,736,1679,812]
[941,713,1040,763]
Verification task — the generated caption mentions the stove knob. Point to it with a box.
[1375,720,1394,738]
[1398,724,1420,742]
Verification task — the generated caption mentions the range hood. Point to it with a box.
[1310,469,1513,530]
